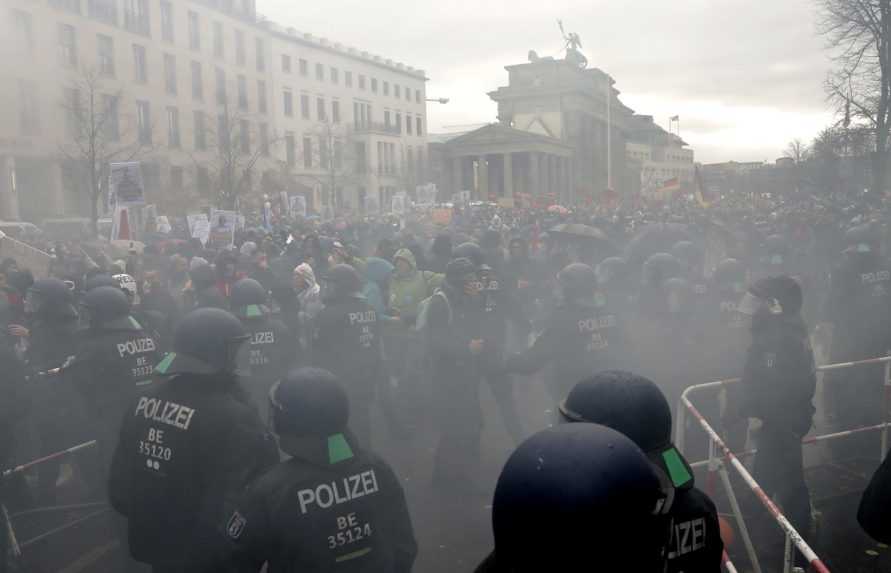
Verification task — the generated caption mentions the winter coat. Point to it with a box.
[294,263,323,322]
[362,257,394,316]
[389,249,442,325]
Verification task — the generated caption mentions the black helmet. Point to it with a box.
[671,240,703,269]
[560,371,694,496]
[84,273,117,292]
[26,278,76,319]
[643,253,681,286]
[845,224,879,254]
[190,264,217,290]
[594,257,627,288]
[764,234,787,255]
[492,424,668,571]
[714,258,746,290]
[322,264,362,302]
[155,308,249,376]
[81,286,134,329]
[269,368,350,441]
[557,263,596,302]
[230,278,268,318]
[445,257,477,289]
[739,275,803,317]
[664,277,691,314]
[452,242,483,269]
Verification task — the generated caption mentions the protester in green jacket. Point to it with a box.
[389,248,442,326]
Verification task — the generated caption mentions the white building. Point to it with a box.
[626,115,694,196]
[0,0,429,221]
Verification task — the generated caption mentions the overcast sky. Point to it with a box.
[259,0,835,163]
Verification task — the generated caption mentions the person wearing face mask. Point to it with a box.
[725,275,816,566]
[505,263,631,403]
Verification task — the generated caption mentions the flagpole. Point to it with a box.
[606,80,612,192]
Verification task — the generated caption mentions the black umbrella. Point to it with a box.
[624,223,692,268]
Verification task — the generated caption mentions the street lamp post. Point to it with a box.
[426,98,450,105]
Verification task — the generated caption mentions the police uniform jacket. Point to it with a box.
[108,374,277,568]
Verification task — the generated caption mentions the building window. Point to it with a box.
[49,0,80,14]
[416,116,423,136]
[97,34,115,76]
[278,54,291,73]
[217,114,228,151]
[160,1,173,42]
[235,29,245,65]
[332,100,340,124]
[259,123,269,156]
[299,59,308,77]
[88,0,117,25]
[123,0,150,36]
[196,166,210,194]
[257,80,267,114]
[167,107,180,147]
[345,71,353,87]
[170,165,183,191]
[133,44,147,83]
[384,110,390,129]
[405,86,411,101]
[17,80,39,135]
[406,114,412,135]
[303,137,312,169]
[237,75,248,110]
[283,89,293,117]
[319,136,329,168]
[371,78,378,93]
[58,24,77,68]
[383,81,389,96]
[317,98,326,121]
[395,112,402,134]
[164,54,177,94]
[212,21,224,58]
[300,94,310,119]
[331,67,339,84]
[255,37,265,71]
[136,100,151,144]
[188,11,200,51]
[191,61,203,100]
[334,140,343,169]
[12,11,34,55]
[215,68,226,105]
[63,87,81,138]
[416,89,421,103]
[358,75,366,90]
[239,119,249,154]
[102,94,119,140]
[193,110,206,150]
[315,62,324,81]
[394,84,400,99]
[285,133,296,166]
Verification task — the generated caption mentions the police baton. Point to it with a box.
[1,440,97,479]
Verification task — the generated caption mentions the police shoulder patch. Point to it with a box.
[227,511,247,540]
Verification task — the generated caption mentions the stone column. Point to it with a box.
[477,155,489,201]
[528,152,540,199]
[0,156,19,221]
[451,156,463,196]
[49,161,65,216]
[502,153,514,203]
[562,157,572,205]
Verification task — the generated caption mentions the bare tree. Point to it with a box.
[819,0,891,195]
[783,138,811,163]
[190,104,273,209]
[59,68,153,236]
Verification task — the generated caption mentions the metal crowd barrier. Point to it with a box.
[674,355,891,573]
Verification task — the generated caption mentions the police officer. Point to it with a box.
[859,442,891,543]
[475,423,668,572]
[639,252,683,322]
[595,256,633,316]
[728,276,815,563]
[109,308,277,572]
[114,273,169,345]
[506,263,631,402]
[231,278,296,419]
[224,367,417,572]
[311,264,385,448]
[558,370,724,572]
[68,286,162,494]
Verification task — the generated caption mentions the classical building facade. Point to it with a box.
[0,0,428,221]
[626,115,694,197]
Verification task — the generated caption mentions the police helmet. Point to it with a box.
[671,240,704,268]
[492,424,668,571]
[445,257,477,289]
[26,278,76,319]
[321,264,362,302]
[190,264,217,290]
[845,224,879,254]
[113,274,138,300]
[452,242,484,269]
[230,278,269,319]
[594,257,627,288]
[643,253,681,286]
[155,308,249,376]
[84,273,117,292]
[714,258,746,290]
[559,371,694,502]
[738,275,802,317]
[764,234,787,255]
[557,263,596,302]
[269,368,350,440]
[81,286,135,329]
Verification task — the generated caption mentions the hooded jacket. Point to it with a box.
[389,249,442,324]
[362,257,394,316]
[294,263,323,322]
